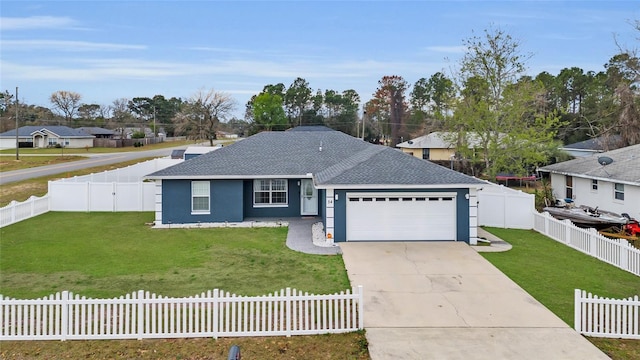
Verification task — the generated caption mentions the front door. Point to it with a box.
[300,179,318,216]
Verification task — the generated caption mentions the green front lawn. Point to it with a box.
[0,212,350,299]
[481,228,640,360]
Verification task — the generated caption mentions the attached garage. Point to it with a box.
[345,192,457,241]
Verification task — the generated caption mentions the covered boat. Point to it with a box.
[543,204,629,228]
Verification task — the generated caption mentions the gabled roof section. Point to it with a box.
[561,135,621,151]
[539,144,640,186]
[0,126,94,138]
[396,131,485,150]
[77,127,115,136]
[147,128,484,187]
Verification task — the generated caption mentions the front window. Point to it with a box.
[254,179,288,206]
[591,179,598,191]
[565,176,573,199]
[422,148,430,160]
[191,181,210,213]
[614,183,624,201]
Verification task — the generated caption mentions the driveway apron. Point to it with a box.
[340,242,608,360]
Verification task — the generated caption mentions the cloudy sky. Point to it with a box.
[1,1,639,118]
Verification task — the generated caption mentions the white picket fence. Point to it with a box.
[533,211,640,277]
[574,289,640,339]
[0,195,50,228]
[0,287,364,341]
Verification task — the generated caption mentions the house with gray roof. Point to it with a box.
[0,126,95,149]
[560,135,622,158]
[396,131,485,161]
[538,144,640,219]
[146,127,485,244]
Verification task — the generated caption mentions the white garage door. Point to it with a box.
[346,192,457,241]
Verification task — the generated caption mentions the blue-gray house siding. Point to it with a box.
[161,178,319,224]
[329,188,470,243]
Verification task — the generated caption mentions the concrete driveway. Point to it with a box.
[340,242,608,360]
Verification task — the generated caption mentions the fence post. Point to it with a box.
[544,212,550,235]
[357,285,364,330]
[10,200,16,225]
[61,291,69,341]
[29,196,35,217]
[212,289,219,339]
[589,228,598,255]
[137,290,144,340]
[286,288,292,337]
[574,289,582,333]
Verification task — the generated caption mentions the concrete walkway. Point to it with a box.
[285,217,342,255]
[340,242,608,360]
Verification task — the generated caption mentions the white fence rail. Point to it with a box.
[0,158,181,228]
[0,195,50,228]
[533,211,640,276]
[477,182,535,229]
[0,287,364,341]
[575,289,640,339]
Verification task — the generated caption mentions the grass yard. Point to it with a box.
[0,212,351,299]
[481,227,640,360]
[0,212,366,359]
[0,155,86,172]
[0,157,156,207]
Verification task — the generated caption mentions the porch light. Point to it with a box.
[327,233,333,239]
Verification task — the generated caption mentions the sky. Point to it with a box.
[1,0,639,119]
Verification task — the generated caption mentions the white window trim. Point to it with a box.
[613,183,624,202]
[253,179,288,207]
[191,181,210,214]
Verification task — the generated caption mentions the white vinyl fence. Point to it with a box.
[0,195,49,228]
[478,182,535,229]
[0,287,364,341]
[0,158,182,228]
[575,289,639,339]
[534,211,640,276]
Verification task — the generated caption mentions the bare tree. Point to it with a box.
[173,88,236,145]
[50,90,82,125]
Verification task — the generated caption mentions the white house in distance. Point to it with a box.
[396,132,483,161]
[538,144,640,219]
[0,126,95,149]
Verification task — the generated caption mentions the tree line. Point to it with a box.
[1,23,638,176]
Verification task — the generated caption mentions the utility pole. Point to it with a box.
[15,87,19,160]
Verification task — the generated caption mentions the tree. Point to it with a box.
[371,75,409,146]
[109,98,134,143]
[174,89,236,145]
[451,26,560,176]
[49,90,81,125]
[252,92,288,132]
[284,77,313,126]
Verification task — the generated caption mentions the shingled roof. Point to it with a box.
[539,144,640,185]
[147,128,484,187]
[0,126,94,138]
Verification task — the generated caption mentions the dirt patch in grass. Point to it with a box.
[0,332,370,359]
[587,337,640,360]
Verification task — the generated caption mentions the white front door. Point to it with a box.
[300,179,318,216]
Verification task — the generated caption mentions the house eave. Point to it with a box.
[538,169,640,187]
[145,174,314,181]
[314,183,483,190]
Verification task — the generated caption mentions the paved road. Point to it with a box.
[340,242,608,360]
[0,145,193,185]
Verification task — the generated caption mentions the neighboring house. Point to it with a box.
[560,135,622,158]
[183,145,222,160]
[396,132,483,161]
[538,144,640,218]
[0,126,95,149]
[146,127,484,244]
[76,127,115,139]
